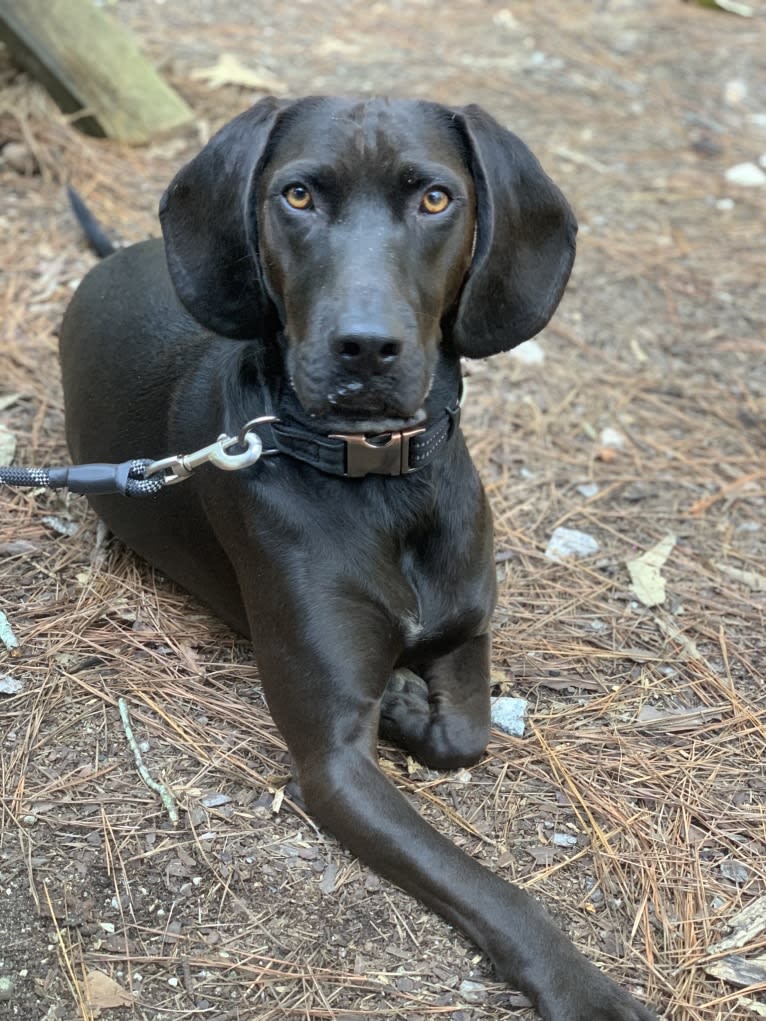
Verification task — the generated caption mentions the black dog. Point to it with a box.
[60,96,655,1020]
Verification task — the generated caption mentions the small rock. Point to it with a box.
[724,162,766,187]
[0,976,14,1001]
[736,521,761,533]
[724,79,748,106]
[458,979,487,1003]
[0,674,23,695]
[545,526,600,562]
[491,697,528,737]
[720,859,750,885]
[552,832,578,847]
[600,427,625,449]
[509,339,545,365]
[0,141,37,175]
[716,198,735,211]
[201,792,233,808]
[320,862,338,895]
[690,135,722,158]
[576,482,600,498]
[492,8,520,30]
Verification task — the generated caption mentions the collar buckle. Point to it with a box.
[330,426,426,478]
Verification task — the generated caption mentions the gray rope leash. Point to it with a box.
[0,459,164,497]
[0,417,276,499]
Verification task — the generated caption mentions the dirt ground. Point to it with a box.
[1,1,765,1019]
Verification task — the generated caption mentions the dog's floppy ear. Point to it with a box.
[159,96,289,339]
[451,104,577,358]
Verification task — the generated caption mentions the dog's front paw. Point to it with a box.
[379,668,431,749]
[538,966,656,1021]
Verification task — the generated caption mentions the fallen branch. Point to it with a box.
[117,697,179,827]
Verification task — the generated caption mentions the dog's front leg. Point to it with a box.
[236,594,654,1021]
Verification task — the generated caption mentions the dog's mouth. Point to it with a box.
[289,378,428,435]
[317,407,428,435]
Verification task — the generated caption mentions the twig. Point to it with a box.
[117,697,179,827]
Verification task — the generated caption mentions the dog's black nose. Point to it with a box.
[333,333,402,375]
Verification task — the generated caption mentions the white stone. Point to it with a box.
[724,162,766,187]
[576,482,600,498]
[600,427,625,449]
[459,979,488,1003]
[491,697,528,737]
[545,526,600,562]
[724,79,748,106]
[509,338,545,365]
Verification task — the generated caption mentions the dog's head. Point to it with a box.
[160,96,576,431]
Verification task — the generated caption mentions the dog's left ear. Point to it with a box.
[451,104,577,358]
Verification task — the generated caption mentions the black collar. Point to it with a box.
[256,399,461,478]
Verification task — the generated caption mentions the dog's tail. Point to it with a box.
[66,186,118,259]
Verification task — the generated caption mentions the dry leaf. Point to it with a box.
[0,424,16,464]
[191,54,286,92]
[83,969,132,1015]
[627,534,677,607]
[691,0,754,14]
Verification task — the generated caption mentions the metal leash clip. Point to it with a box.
[145,417,277,485]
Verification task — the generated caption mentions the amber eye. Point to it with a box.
[283,184,313,210]
[421,188,451,214]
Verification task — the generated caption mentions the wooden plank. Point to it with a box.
[0,0,193,144]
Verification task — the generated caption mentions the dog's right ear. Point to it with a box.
[159,96,289,339]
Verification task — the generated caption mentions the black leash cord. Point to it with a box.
[0,460,165,498]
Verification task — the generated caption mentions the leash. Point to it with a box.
[0,402,461,498]
[0,417,275,498]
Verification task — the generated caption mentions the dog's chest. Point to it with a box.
[395,519,496,659]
